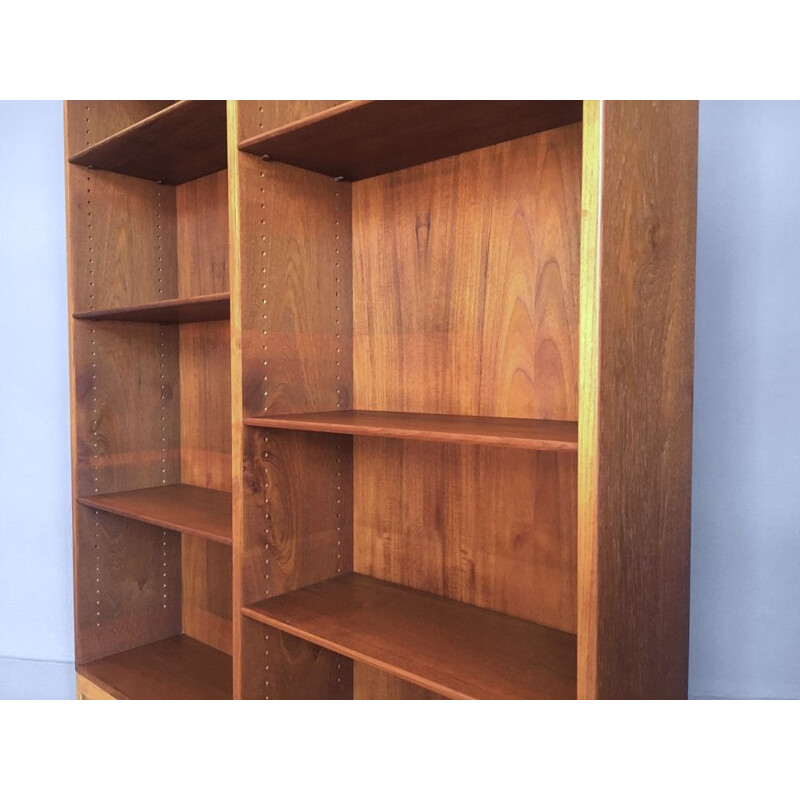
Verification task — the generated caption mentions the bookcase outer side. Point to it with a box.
[578,100,698,699]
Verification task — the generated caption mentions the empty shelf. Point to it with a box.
[77,484,232,546]
[238,100,583,180]
[243,573,576,700]
[69,100,228,184]
[73,292,230,323]
[77,635,232,699]
[244,410,578,451]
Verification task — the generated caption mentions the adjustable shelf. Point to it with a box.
[244,410,578,451]
[77,484,232,546]
[77,635,232,700]
[73,292,230,324]
[243,573,577,700]
[69,100,228,184]
[238,100,583,180]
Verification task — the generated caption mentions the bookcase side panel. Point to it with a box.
[67,163,178,312]
[66,101,175,155]
[235,109,355,697]
[578,100,698,699]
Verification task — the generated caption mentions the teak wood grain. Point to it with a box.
[243,573,577,700]
[240,617,352,700]
[77,634,232,699]
[67,101,174,154]
[238,156,353,417]
[239,100,583,180]
[176,167,233,655]
[69,167,178,312]
[237,101,347,144]
[353,663,444,700]
[73,293,230,323]
[182,537,233,655]
[578,100,697,699]
[354,439,577,633]
[227,101,247,697]
[352,124,581,420]
[244,410,578,451]
[77,484,232,545]
[74,506,182,663]
[69,101,228,185]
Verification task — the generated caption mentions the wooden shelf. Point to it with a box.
[77,484,232,546]
[238,100,583,180]
[69,100,228,184]
[244,410,578,451]
[73,292,230,324]
[77,635,232,699]
[242,573,577,700]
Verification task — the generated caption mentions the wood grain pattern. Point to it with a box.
[76,673,116,700]
[239,100,583,180]
[182,537,233,655]
[74,321,181,496]
[352,124,582,420]
[578,100,697,699]
[243,573,577,700]
[66,101,174,154]
[227,101,247,698]
[73,293,229,323]
[175,165,233,659]
[176,169,229,297]
[179,321,232,491]
[69,168,178,312]
[355,439,577,633]
[245,410,577,451]
[237,101,346,144]
[69,101,228,185]
[241,617,351,699]
[77,634,232,699]
[354,663,444,700]
[76,484,231,545]
[75,505,182,663]
[241,428,353,607]
[239,155,352,417]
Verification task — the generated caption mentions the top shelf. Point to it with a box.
[238,100,583,181]
[69,100,228,185]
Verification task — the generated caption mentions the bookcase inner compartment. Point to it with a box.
[67,101,232,696]
[238,102,582,700]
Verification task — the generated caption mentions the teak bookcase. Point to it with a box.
[64,100,698,700]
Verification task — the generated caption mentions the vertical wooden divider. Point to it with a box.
[227,101,246,698]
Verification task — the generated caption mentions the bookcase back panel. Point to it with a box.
[352,122,582,420]
[74,321,181,496]
[69,167,178,312]
[176,169,229,296]
[239,156,353,417]
[353,663,444,700]
[75,506,182,663]
[237,101,347,144]
[182,536,232,655]
[179,321,231,492]
[66,101,175,155]
[354,439,577,634]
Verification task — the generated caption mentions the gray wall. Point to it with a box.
[0,101,74,698]
[0,101,797,698]
[690,101,800,699]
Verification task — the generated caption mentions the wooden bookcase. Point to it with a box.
[65,100,697,700]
